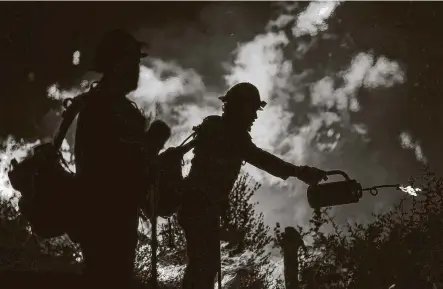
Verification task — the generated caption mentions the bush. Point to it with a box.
[273,167,443,289]
[135,173,279,288]
[4,135,443,289]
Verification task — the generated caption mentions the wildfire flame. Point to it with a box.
[398,185,421,197]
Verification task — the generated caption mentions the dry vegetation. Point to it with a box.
[1,168,442,289]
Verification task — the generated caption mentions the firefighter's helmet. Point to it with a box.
[92,29,148,73]
[219,82,267,111]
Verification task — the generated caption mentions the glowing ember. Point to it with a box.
[72,50,80,65]
[398,185,421,197]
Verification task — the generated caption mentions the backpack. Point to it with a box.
[141,132,196,289]
[7,92,88,239]
[142,132,196,220]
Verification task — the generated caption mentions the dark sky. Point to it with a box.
[1,2,443,227]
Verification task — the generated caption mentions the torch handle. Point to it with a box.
[325,170,351,181]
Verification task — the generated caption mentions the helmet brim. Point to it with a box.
[218,95,267,110]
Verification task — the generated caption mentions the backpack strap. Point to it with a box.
[52,83,98,150]
[172,131,197,157]
[52,98,83,150]
[177,115,222,154]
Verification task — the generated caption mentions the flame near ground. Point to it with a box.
[398,185,422,197]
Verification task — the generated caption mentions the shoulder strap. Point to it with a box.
[176,115,222,154]
[174,131,197,156]
[178,131,197,147]
[52,83,98,150]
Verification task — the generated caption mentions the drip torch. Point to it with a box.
[307,170,421,209]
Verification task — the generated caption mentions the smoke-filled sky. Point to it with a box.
[1,2,443,229]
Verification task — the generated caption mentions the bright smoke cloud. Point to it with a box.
[293,1,342,37]
[0,1,410,230]
[47,83,86,101]
[309,52,405,154]
[2,1,407,196]
[0,2,412,287]
[125,0,406,232]
[399,131,427,164]
[312,52,405,112]
[220,1,405,186]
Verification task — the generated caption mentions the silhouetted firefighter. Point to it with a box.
[72,29,163,289]
[177,82,328,289]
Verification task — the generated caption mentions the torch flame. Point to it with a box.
[398,185,421,197]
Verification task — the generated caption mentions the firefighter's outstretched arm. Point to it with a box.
[243,143,295,180]
[244,143,327,186]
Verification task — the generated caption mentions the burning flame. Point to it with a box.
[0,137,40,200]
[398,185,422,197]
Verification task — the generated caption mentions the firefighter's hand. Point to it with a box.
[295,166,328,186]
